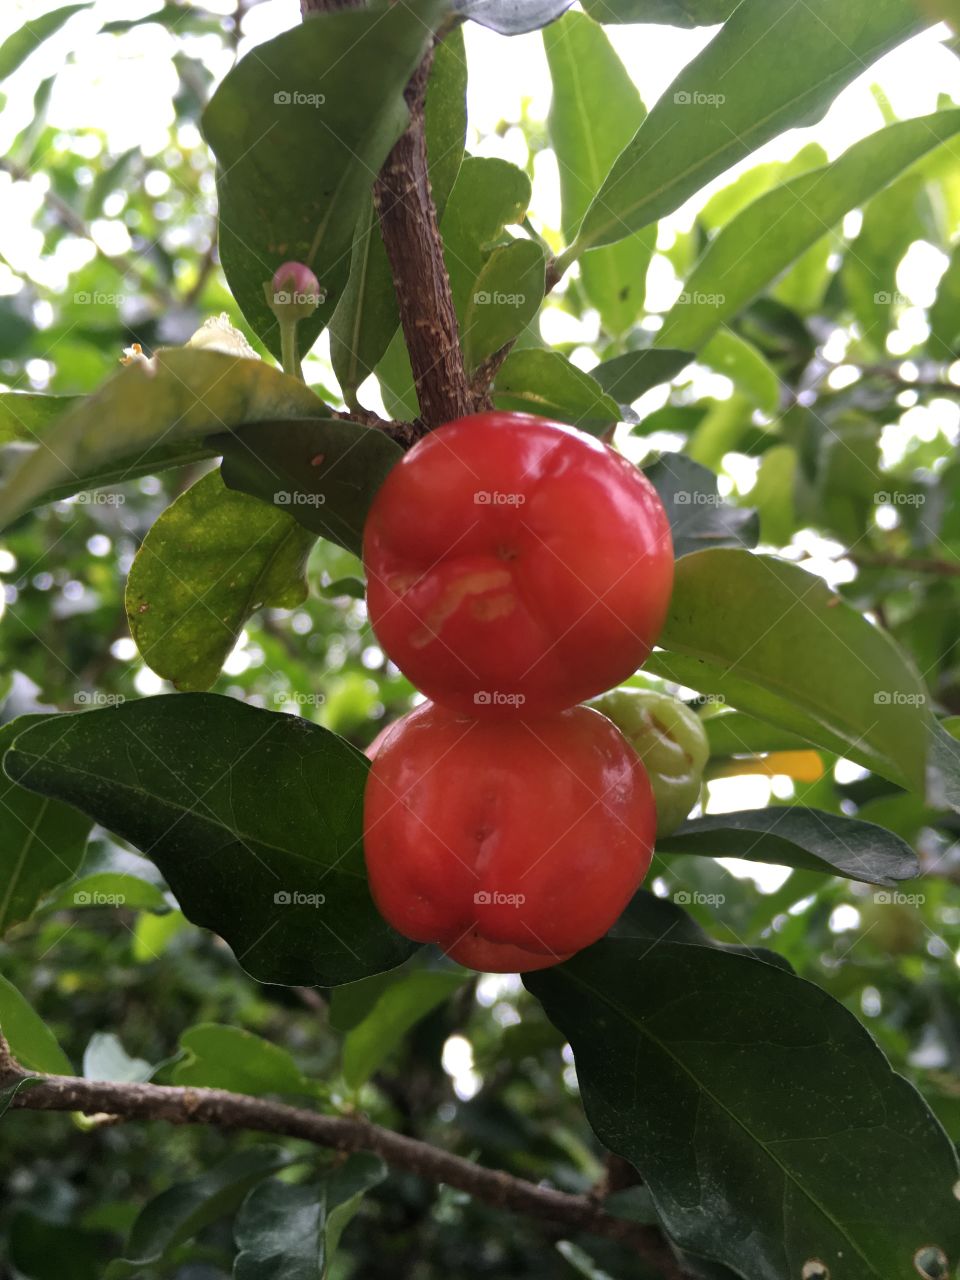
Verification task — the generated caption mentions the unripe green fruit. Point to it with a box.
[590,688,709,836]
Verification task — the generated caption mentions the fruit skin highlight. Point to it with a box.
[363,701,657,973]
[591,687,709,836]
[363,412,674,719]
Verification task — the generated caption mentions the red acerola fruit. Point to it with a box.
[362,413,674,717]
[363,701,657,973]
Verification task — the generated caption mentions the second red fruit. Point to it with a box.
[363,412,674,717]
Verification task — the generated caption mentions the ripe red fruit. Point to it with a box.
[363,701,657,973]
[363,413,674,717]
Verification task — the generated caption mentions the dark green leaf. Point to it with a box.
[494,349,621,434]
[0,350,323,530]
[572,0,929,254]
[217,417,403,557]
[203,2,446,358]
[0,973,71,1075]
[0,715,93,938]
[0,5,90,82]
[659,807,919,884]
[126,470,315,691]
[173,1024,316,1096]
[108,1148,289,1277]
[643,453,758,557]
[4,696,418,986]
[526,923,960,1278]
[658,111,960,352]
[648,549,930,791]
[9,1214,110,1280]
[330,29,467,402]
[342,969,466,1088]
[591,349,692,403]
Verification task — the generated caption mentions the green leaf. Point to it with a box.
[752,443,799,546]
[0,715,93,938]
[203,1,446,359]
[342,970,466,1089]
[0,392,78,444]
[4,696,418,986]
[461,239,545,370]
[930,239,960,358]
[543,11,652,334]
[0,973,71,1075]
[330,29,467,403]
[657,110,960,352]
[494,349,621,434]
[82,1032,154,1083]
[704,711,813,759]
[648,549,930,791]
[234,1155,386,1280]
[527,920,960,1279]
[572,0,930,255]
[217,417,403,558]
[581,0,738,24]
[0,5,90,82]
[456,0,572,34]
[125,470,314,692]
[131,908,188,962]
[173,1024,315,1097]
[643,454,758,557]
[698,330,780,414]
[43,871,169,915]
[0,350,322,530]
[659,807,919,884]
[591,349,692,404]
[108,1148,289,1278]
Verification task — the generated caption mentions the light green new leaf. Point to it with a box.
[0,5,90,82]
[125,470,314,692]
[0,715,93,938]
[330,29,467,403]
[0,974,71,1075]
[544,11,653,333]
[202,0,448,359]
[581,0,738,24]
[173,1024,315,1097]
[573,0,930,256]
[698,330,780,414]
[648,548,930,791]
[658,110,960,352]
[461,239,545,370]
[0,349,323,531]
[0,393,78,444]
[494,349,620,434]
[44,872,169,915]
[343,970,466,1088]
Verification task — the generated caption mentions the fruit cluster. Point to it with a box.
[362,412,680,973]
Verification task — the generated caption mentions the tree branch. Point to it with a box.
[373,46,473,430]
[850,553,960,579]
[0,1042,684,1275]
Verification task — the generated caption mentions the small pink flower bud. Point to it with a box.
[265,261,324,321]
